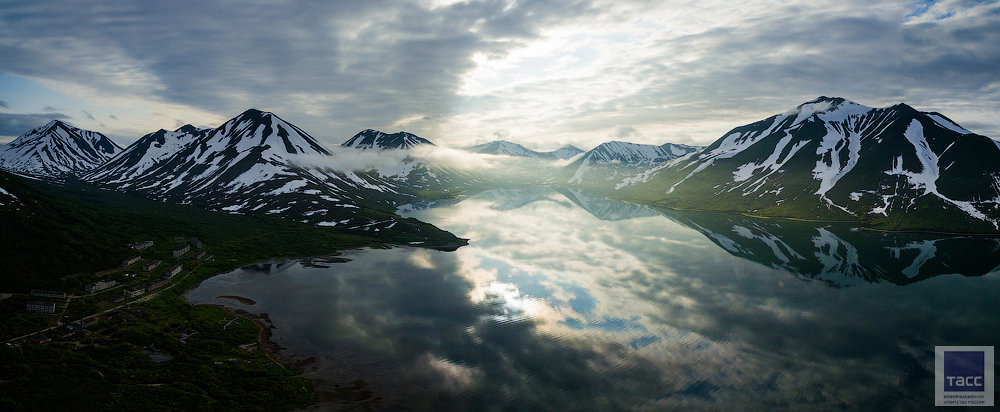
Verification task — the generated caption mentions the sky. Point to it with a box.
[0,0,997,151]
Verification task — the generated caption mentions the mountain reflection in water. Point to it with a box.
[187,188,1000,411]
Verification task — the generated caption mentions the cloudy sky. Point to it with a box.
[1,0,997,150]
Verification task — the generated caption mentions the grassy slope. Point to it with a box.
[0,172,462,292]
[0,171,463,411]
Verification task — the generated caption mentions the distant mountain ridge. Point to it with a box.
[0,120,122,177]
[616,96,1000,232]
[563,140,703,188]
[466,140,584,160]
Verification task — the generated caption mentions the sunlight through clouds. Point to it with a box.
[1,0,997,149]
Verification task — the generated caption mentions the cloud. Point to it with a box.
[0,112,71,136]
[41,106,60,112]
[493,129,511,141]
[108,114,117,120]
[292,147,411,175]
[81,110,95,120]
[0,100,8,109]
[294,145,509,176]
[0,0,996,148]
[409,145,508,170]
[611,125,639,140]
[0,0,593,142]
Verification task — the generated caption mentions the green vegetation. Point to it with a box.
[0,172,461,292]
[1,294,316,411]
[0,171,465,411]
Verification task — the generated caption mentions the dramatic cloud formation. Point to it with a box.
[0,112,71,136]
[1,0,997,148]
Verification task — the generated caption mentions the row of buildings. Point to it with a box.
[109,264,183,303]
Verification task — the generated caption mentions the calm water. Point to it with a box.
[186,188,1000,411]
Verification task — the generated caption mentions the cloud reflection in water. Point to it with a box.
[187,188,1000,411]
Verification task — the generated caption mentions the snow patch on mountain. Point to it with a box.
[878,120,991,225]
[813,123,862,198]
[926,114,971,135]
[0,183,18,207]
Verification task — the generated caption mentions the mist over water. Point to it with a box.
[187,188,1000,411]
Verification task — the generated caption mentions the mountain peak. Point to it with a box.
[241,107,266,116]
[174,124,202,134]
[0,120,121,177]
[794,96,856,113]
[342,129,434,150]
[45,119,69,129]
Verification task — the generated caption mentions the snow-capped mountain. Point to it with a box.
[86,109,417,229]
[617,97,1000,232]
[466,140,584,160]
[0,120,122,178]
[341,129,434,150]
[563,140,702,187]
[85,125,209,183]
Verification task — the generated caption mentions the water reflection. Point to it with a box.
[656,208,1000,286]
[187,188,1000,411]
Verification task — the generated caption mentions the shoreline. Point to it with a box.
[179,242,464,375]
[648,204,1000,236]
[187,301,299,370]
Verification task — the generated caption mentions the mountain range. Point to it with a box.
[2,96,999,234]
[82,109,422,230]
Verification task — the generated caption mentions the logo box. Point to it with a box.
[936,346,994,407]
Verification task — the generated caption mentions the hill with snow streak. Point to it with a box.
[617,97,1000,232]
[86,109,418,230]
[0,120,122,178]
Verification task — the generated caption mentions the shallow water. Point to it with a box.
[187,188,1000,411]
